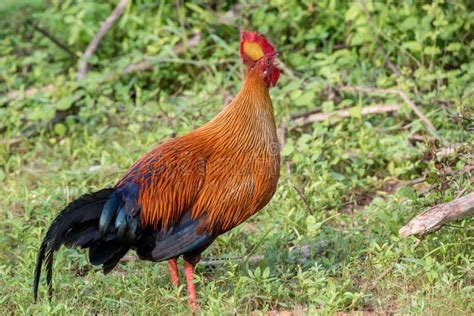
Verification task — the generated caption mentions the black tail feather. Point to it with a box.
[89,240,130,266]
[33,188,122,302]
[103,246,131,274]
[33,241,46,301]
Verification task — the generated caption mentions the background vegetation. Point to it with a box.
[0,0,473,314]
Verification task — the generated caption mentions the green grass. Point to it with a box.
[1,0,473,314]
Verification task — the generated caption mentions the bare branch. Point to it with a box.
[26,19,75,58]
[291,184,314,213]
[399,192,474,237]
[398,90,437,135]
[338,85,438,138]
[77,0,129,80]
[292,104,402,126]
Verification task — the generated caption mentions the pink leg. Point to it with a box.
[184,260,198,311]
[167,258,180,287]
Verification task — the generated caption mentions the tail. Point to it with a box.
[33,188,132,301]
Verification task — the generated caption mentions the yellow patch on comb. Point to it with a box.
[243,41,264,61]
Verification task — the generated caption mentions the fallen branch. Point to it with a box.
[338,85,438,138]
[291,103,402,126]
[399,192,474,237]
[77,0,129,80]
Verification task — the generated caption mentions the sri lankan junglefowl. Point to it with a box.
[33,31,281,310]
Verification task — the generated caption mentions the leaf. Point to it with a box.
[397,186,417,201]
[403,41,422,53]
[424,46,441,55]
[306,215,316,226]
[445,42,461,52]
[262,267,270,279]
[283,80,301,93]
[281,143,294,156]
[345,4,361,21]
[401,16,418,30]
[56,96,74,110]
[322,100,335,113]
[350,28,372,46]
[348,104,362,119]
[294,91,315,107]
[54,123,67,136]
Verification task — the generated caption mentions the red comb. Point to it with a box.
[240,31,276,62]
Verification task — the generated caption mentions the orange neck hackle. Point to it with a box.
[196,66,276,149]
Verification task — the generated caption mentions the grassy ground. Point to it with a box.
[1,1,473,314]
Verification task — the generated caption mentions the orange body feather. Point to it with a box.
[118,67,280,233]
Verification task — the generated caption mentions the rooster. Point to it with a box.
[33,31,280,310]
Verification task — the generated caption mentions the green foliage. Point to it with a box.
[0,0,473,314]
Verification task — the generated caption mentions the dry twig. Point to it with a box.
[292,103,402,126]
[291,184,314,213]
[26,19,75,58]
[338,85,438,138]
[77,0,129,80]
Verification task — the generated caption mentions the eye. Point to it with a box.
[266,59,271,66]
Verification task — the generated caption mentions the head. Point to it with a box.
[240,31,280,88]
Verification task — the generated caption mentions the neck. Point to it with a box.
[195,67,277,149]
[218,67,274,123]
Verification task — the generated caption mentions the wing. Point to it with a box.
[135,211,215,263]
[96,136,213,261]
[117,137,207,230]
